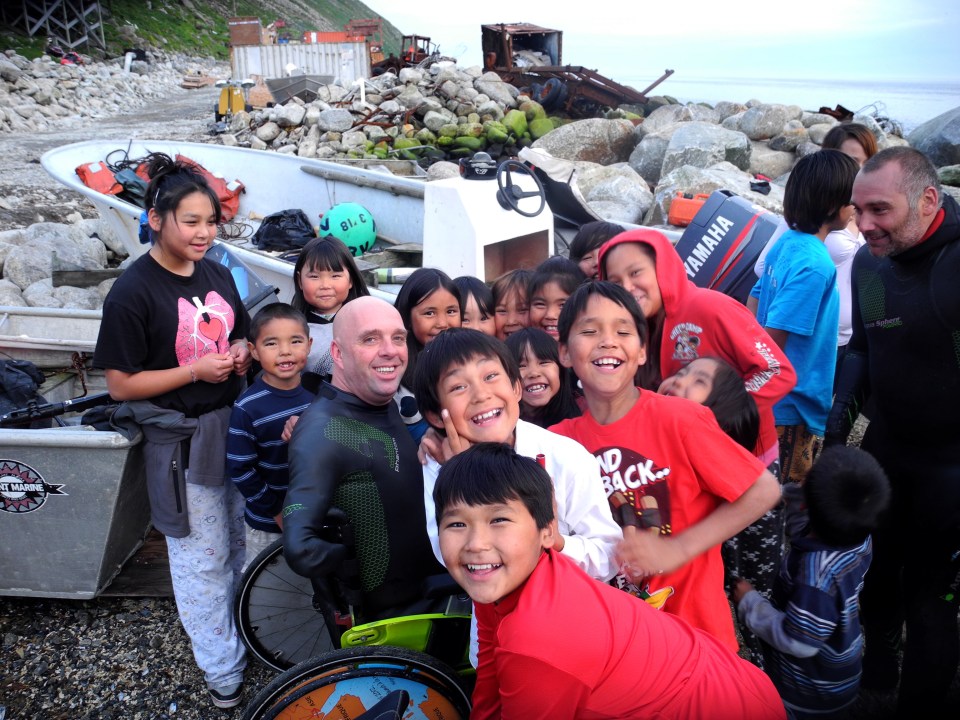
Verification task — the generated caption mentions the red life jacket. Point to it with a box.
[75,161,122,195]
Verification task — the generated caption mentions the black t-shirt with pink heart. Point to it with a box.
[94,253,250,417]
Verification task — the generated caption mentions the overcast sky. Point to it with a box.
[358,1,959,83]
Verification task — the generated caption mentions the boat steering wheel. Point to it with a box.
[496,159,546,218]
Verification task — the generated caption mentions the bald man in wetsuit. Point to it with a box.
[826,146,960,715]
[282,296,443,620]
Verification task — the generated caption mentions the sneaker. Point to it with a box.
[208,681,243,709]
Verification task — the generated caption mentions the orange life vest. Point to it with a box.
[75,161,122,195]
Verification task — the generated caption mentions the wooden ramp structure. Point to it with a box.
[1,0,106,51]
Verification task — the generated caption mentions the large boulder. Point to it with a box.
[661,122,751,178]
[23,278,59,308]
[628,130,672,185]
[0,278,26,306]
[0,57,22,83]
[801,112,837,129]
[54,284,102,310]
[577,164,654,225]
[473,72,518,108]
[748,141,796,179]
[316,108,355,133]
[739,103,803,141]
[3,223,105,290]
[714,101,749,122]
[255,121,282,142]
[806,122,835,145]
[938,165,960,187]
[397,68,423,84]
[394,84,426,110]
[768,120,809,152]
[532,118,636,166]
[908,106,960,167]
[637,103,720,138]
[272,102,306,128]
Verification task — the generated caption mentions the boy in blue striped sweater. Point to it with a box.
[733,446,890,718]
[227,303,315,569]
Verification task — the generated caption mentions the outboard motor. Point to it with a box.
[673,190,782,305]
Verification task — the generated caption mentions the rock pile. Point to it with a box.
[220,63,553,162]
[0,217,121,309]
[0,49,227,134]
[214,57,940,226]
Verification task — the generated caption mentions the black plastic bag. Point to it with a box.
[252,209,316,252]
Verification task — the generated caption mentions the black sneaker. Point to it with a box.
[208,681,243,709]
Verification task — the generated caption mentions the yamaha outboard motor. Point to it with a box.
[673,190,782,304]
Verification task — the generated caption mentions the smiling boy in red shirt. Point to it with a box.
[435,442,786,720]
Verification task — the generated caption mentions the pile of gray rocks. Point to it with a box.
[0,218,122,309]
[0,48,226,134]
[217,58,960,229]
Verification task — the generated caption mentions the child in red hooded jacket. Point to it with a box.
[599,228,796,664]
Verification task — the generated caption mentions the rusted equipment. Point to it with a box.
[372,34,439,75]
[481,22,674,117]
[229,17,263,46]
[344,18,383,39]
[481,23,563,70]
[505,66,674,118]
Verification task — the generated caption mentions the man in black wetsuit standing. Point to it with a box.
[827,146,960,715]
[283,296,443,620]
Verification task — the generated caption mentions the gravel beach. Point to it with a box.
[0,595,274,719]
[0,77,956,719]
[0,81,222,233]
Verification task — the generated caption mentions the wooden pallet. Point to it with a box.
[181,74,216,89]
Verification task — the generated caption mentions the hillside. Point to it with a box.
[0,0,403,61]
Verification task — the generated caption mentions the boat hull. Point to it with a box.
[0,371,149,599]
[0,306,101,368]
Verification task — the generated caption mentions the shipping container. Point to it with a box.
[231,42,370,86]
[228,17,263,47]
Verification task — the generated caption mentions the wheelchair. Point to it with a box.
[234,509,474,719]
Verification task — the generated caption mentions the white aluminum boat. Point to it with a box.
[40,139,557,303]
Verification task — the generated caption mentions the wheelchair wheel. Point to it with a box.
[241,646,471,720]
[235,539,338,671]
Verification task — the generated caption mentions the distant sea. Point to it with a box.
[620,75,960,135]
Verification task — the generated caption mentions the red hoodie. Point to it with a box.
[599,228,796,461]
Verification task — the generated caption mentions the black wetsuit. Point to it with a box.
[827,193,960,713]
[283,382,444,619]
